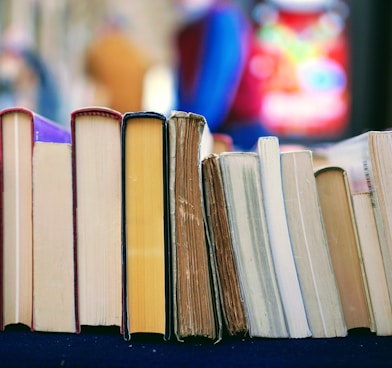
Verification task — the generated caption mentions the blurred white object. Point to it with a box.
[143,63,175,115]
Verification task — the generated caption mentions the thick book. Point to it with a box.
[315,166,374,332]
[219,151,288,338]
[257,137,310,338]
[0,107,71,331]
[280,150,347,338]
[121,111,171,340]
[201,153,247,336]
[168,111,222,342]
[32,140,76,333]
[71,107,123,332]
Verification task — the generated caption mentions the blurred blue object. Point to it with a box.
[0,34,60,122]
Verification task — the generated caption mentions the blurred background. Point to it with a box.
[0,0,179,124]
[0,0,391,148]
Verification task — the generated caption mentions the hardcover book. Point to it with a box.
[32,140,76,332]
[121,111,171,340]
[0,107,71,331]
[71,107,123,332]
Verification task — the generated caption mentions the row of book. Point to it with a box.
[1,106,392,342]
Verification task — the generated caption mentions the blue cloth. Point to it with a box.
[0,327,391,367]
[176,4,249,132]
[0,47,60,122]
[22,49,60,122]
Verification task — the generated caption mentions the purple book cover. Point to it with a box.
[33,112,71,144]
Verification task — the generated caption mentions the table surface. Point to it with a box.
[0,326,391,368]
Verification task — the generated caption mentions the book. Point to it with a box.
[32,141,76,333]
[71,107,123,331]
[257,137,310,338]
[350,191,392,336]
[280,150,347,338]
[121,111,170,340]
[168,111,221,341]
[219,151,288,338]
[0,107,71,330]
[367,132,392,303]
[201,153,247,336]
[313,131,392,303]
[315,166,374,332]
